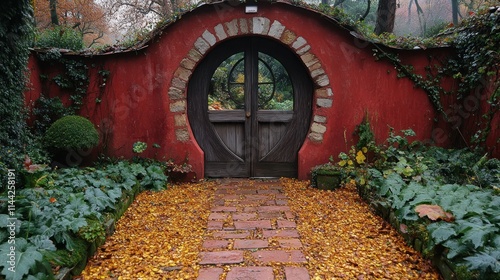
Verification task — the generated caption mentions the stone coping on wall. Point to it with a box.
[167,16,333,143]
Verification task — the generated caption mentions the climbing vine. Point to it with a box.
[372,6,500,145]
[33,52,90,136]
[448,7,500,144]
[0,0,38,179]
[34,50,112,136]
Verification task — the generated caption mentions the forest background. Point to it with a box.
[32,0,497,49]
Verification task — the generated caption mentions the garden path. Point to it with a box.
[81,178,440,279]
[197,179,310,280]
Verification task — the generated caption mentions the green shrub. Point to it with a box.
[35,25,84,50]
[44,115,99,151]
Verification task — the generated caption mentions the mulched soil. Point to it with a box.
[79,178,440,279]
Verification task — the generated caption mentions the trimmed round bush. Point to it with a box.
[44,115,99,150]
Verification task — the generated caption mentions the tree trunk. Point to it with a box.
[374,0,397,35]
[49,0,59,25]
[451,0,459,25]
[360,0,372,21]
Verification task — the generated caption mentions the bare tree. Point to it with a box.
[359,0,372,21]
[407,0,426,36]
[49,0,59,25]
[374,0,397,34]
[451,0,459,25]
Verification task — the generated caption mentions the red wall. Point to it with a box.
[25,1,498,180]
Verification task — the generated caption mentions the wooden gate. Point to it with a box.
[188,37,312,177]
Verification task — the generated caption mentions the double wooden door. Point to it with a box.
[188,37,312,177]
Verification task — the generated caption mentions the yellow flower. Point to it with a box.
[348,160,354,166]
[362,147,368,153]
[356,151,366,164]
[339,160,347,167]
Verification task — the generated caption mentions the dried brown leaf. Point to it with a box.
[415,204,455,222]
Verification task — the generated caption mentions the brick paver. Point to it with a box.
[233,239,269,249]
[251,250,307,264]
[199,251,244,265]
[278,238,303,248]
[284,267,310,280]
[226,267,274,280]
[198,179,310,280]
[202,239,230,249]
[198,267,224,280]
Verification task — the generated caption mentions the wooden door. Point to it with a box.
[188,37,312,177]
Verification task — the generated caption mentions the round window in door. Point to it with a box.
[188,37,313,177]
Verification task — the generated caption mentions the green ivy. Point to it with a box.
[372,8,500,145]
[32,96,73,135]
[0,0,38,184]
[448,8,500,144]
[43,57,89,111]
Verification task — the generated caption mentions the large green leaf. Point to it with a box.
[128,163,147,178]
[410,191,437,206]
[90,177,114,188]
[448,198,472,220]
[66,193,92,218]
[395,205,418,221]
[106,187,122,202]
[462,224,496,249]
[493,235,500,248]
[386,172,404,195]
[393,182,418,209]
[436,183,460,194]
[463,251,500,273]
[0,238,43,280]
[28,235,56,251]
[443,239,471,259]
[68,217,87,233]
[489,196,500,208]
[84,187,114,212]
[427,222,457,244]
[121,178,137,191]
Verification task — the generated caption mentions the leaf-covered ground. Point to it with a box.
[79,179,440,279]
[79,182,217,279]
[282,178,440,279]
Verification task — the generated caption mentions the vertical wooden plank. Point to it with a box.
[213,123,245,158]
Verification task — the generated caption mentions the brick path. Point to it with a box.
[197,179,311,280]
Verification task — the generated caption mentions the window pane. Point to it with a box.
[258,53,293,111]
[209,53,245,110]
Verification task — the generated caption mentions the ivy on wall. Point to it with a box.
[0,0,39,179]
[34,50,91,136]
[372,7,500,147]
[448,7,499,144]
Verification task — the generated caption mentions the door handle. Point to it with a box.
[246,111,251,118]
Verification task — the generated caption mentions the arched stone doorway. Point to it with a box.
[188,36,313,177]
